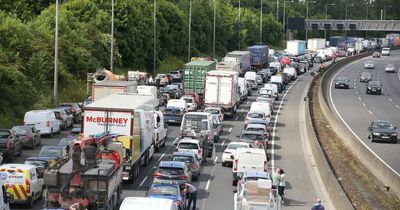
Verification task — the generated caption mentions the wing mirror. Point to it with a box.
[230,155,234,160]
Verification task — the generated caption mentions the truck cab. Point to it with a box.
[154,111,168,152]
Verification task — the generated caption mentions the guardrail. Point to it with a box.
[313,52,400,199]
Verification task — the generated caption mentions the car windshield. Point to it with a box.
[204,109,219,115]
[372,122,393,129]
[158,167,184,175]
[0,131,11,138]
[165,108,182,114]
[365,61,374,64]
[227,143,249,150]
[58,138,74,147]
[386,64,394,68]
[247,113,264,118]
[172,156,194,163]
[260,89,272,94]
[24,160,48,168]
[246,127,264,132]
[183,98,193,103]
[149,185,178,196]
[241,133,263,141]
[178,143,199,150]
[169,72,179,75]
[12,126,29,135]
[256,98,270,103]
[182,115,208,130]
[38,148,63,158]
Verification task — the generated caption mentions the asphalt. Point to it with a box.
[11,65,329,210]
[327,50,400,175]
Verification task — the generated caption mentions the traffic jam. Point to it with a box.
[0,36,384,210]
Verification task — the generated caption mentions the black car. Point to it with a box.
[366,81,382,95]
[12,125,41,149]
[58,102,82,123]
[368,120,398,143]
[0,129,23,161]
[334,77,350,89]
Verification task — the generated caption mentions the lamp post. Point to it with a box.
[384,6,392,20]
[283,0,295,41]
[213,0,216,59]
[366,5,374,20]
[305,0,316,40]
[276,0,279,21]
[345,4,354,37]
[260,0,263,45]
[188,0,192,61]
[110,0,114,72]
[53,0,59,106]
[153,0,156,76]
[238,0,241,50]
[325,3,335,40]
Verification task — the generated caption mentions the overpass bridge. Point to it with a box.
[305,19,400,31]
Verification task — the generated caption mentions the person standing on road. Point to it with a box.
[311,198,325,210]
[277,168,286,202]
[272,168,281,189]
[181,183,198,210]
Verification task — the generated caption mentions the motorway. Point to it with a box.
[327,50,400,174]
[11,66,328,210]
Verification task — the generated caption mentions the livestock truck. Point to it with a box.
[204,70,240,116]
[223,51,251,75]
[248,45,269,71]
[82,93,155,183]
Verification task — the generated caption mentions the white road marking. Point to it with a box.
[221,140,225,147]
[157,153,166,162]
[228,128,232,133]
[139,176,147,187]
[213,156,218,165]
[368,110,373,115]
[396,105,400,109]
[362,103,366,107]
[329,61,400,177]
[389,98,392,102]
[205,179,211,191]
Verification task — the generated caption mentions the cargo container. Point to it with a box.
[92,80,138,102]
[329,36,346,48]
[287,40,306,56]
[307,38,325,52]
[223,51,251,75]
[216,61,239,73]
[183,60,216,95]
[248,45,269,71]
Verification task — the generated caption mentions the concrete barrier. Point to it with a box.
[317,53,400,198]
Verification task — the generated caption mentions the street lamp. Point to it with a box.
[54,0,59,106]
[366,5,374,20]
[153,0,156,76]
[305,0,316,40]
[384,6,392,20]
[238,0,241,50]
[110,0,114,72]
[283,0,294,40]
[325,3,335,40]
[345,4,354,20]
[213,0,216,59]
[188,0,192,61]
[260,0,263,45]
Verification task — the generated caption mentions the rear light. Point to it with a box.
[190,163,198,169]
[175,147,179,151]
[26,184,30,193]
[176,200,183,206]
[71,107,76,113]
[244,117,249,124]
[153,172,162,178]
[178,175,188,180]
[233,160,238,171]
[156,133,160,141]
[264,160,268,172]
[207,133,212,141]
[25,136,32,141]
[46,121,50,127]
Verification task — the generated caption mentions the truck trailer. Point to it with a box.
[82,93,155,183]
[248,45,269,71]
[204,70,240,116]
[91,81,138,102]
[183,60,216,97]
[223,51,251,75]
[307,38,325,52]
[287,40,306,56]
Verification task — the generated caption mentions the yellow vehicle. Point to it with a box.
[0,164,43,207]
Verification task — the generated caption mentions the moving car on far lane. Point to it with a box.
[334,76,350,89]
[364,61,375,69]
[384,64,396,73]
[366,81,382,95]
[381,47,390,56]
[368,120,398,143]
[372,51,380,58]
[359,72,372,83]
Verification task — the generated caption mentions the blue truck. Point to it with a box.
[329,36,346,48]
[248,45,269,71]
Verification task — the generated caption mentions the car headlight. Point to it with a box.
[335,83,339,85]
[367,87,371,89]
[125,166,131,170]
[373,132,380,135]
[391,133,397,136]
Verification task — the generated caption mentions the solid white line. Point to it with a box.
[139,176,147,187]
[157,153,165,162]
[213,157,218,165]
[205,179,211,191]
[221,140,225,147]
[228,128,232,133]
[271,71,307,172]
[368,110,373,115]
[329,61,400,177]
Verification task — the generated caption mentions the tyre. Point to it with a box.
[49,129,53,138]
[222,162,226,167]
[31,140,35,149]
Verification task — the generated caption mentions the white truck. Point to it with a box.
[238,78,249,102]
[216,62,239,73]
[137,85,160,109]
[234,179,281,210]
[154,111,168,152]
[223,51,251,75]
[83,93,155,183]
[92,80,138,102]
[204,70,240,116]
[286,40,306,56]
[307,38,325,52]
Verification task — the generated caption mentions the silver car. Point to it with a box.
[364,61,375,69]
[360,72,372,83]
[385,64,396,73]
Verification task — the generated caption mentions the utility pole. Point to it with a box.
[53,0,59,106]
[110,0,114,72]
[238,0,241,50]
[153,0,157,76]
[213,0,216,59]
[260,0,263,45]
[188,0,192,61]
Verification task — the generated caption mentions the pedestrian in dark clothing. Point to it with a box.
[181,183,197,210]
[311,198,325,210]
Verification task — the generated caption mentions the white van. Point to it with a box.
[137,86,160,109]
[238,77,249,101]
[250,102,272,123]
[166,99,187,112]
[120,197,178,210]
[283,67,297,81]
[244,71,257,83]
[232,148,268,184]
[263,84,278,99]
[23,110,61,137]
[0,164,43,207]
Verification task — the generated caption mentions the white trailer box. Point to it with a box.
[307,38,325,51]
[137,85,159,109]
[204,70,240,116]
[216,62,239,73]
[286,40,306,56]
[224,51,251,74]
[83,93,155,183]
[92,81,138,102]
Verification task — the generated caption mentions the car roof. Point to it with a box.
[178,139,200,144]
[159,161,186,168]
[0,163,37,170]
[227,142,250,146]
[246,124,266,129]
[26,156,55,161]
[243,171,270,179]
[41,146,64,150]
[241,130,263,135]
[373,120,392,124]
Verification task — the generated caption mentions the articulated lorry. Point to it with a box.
[248,45,269,71]
[82,93,155,183]
[183,60,217,100]
[204,70,240,116]
[223,51,251,75]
